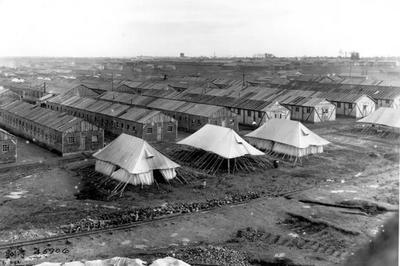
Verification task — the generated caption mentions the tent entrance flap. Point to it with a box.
[160,168,177,180]
[111,168,154,186]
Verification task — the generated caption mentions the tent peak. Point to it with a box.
[177,124,264,159]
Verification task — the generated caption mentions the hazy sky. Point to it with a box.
[0,0,399,57]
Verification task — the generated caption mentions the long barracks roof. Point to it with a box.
[61,96,88,108]
[142,88,182,98]
[0,88,20,107]
[118,107,167,124]
[100,91,230,117]
[95,102,130,117]
[313,91,374,103]
[50,94,175,125]
[99,91,156,107]
[280,96,332,107]
[176,91,288,111]
[118,81,171,92]
[178,102,226,117]
[85,100,113,113]
[46,93,71,104]
[284,80,400,100]
[146,98,187,111]
[1,101,91,132]
[211,79,243,89]
[147,98,226,117]
[68,97,98,110]
[120,81,144,89]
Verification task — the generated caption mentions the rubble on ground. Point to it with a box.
[60,192,261,233]
[172,245,249,266]
[35,256,188,266]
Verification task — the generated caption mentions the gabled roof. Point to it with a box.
[85,100,113,113]
[99,91,156,107]
[118,81,144,89]
[178,124,264,159]
[93,133,179,174]
[279,95,329,107]
[96,102,130,117]
[0,88,20,106]
[315,92,374,103]
[118,107,167,124]
[68,97,98,110]
[357,107,400,128]
[68,84,105,97]
[0,128,16,139]
[245,119,330,148]
[1,101,89,132]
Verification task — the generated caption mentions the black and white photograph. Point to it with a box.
[0,0,398,265]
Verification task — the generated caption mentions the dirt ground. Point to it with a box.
[0,118,398,266]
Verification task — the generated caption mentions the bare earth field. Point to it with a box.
[0,118,398,266]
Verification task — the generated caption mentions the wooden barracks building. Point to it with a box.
[0,129,17,164]
[0,101,104,156]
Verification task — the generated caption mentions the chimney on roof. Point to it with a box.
[43,82,46,93]
[242,73,246,87]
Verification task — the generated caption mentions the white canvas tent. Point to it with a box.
[245,119,329,159]
[178,124,264,158]
[174,124,269,174]
[93,134,180,190]
[357,107,400,129]
[356,107,400,137]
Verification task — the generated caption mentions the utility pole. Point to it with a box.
[111,72,114,91]
[349,60,352,78]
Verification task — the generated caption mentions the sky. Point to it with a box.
[0,0,399,57]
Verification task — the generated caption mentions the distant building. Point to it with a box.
[350,52,360,60]
[0,129,17,164]
[280,97,336,123]
[66,84,106,98]
[180,53,185,58]
[315,93,376,118]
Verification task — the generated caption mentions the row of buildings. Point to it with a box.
[107,76,400,124]
[44,95,178,142]
[110,82,339,124]
[0,73,398,162]
[5,74,400,126]
[45,92,239,137]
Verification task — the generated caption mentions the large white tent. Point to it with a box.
[357,107,400,129]
[93,134,180,189]
[245,119,329,158]
[174,124,268,174]
[178,124,264,158]
[356,107,400,137]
